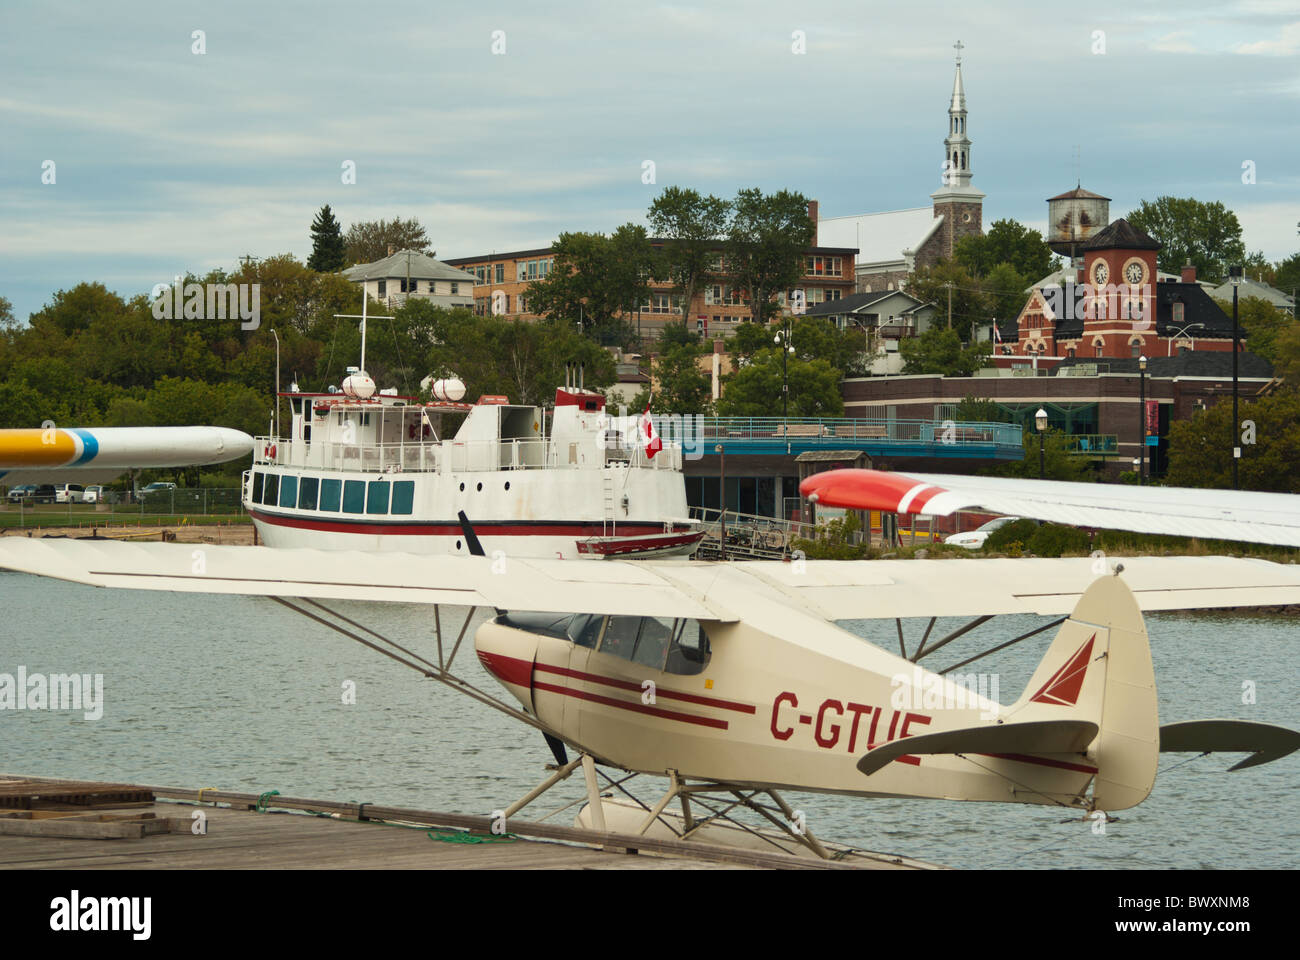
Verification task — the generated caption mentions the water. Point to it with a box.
[1,570,1295,869]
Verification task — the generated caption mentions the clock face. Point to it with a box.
[1092,261,1109,286]
[1124,261,1145,285]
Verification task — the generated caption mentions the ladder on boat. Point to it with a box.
[601,472,615,536]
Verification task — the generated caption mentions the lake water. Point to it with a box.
[1,570,1295,869]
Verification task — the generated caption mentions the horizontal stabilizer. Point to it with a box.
[856,719,1099,776]
[1159,719,1300,771]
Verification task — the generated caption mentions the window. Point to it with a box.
[299,477,319,511]
[475,265,488,284]
[805,256,842,277]
[342,479,365,514]
[366,480,390,515]
[1095,345,1104,358]
[279,476,298,508]
[319,478,342,512]
[826,288,842,301]
[377,280,387,297]
[516,258,554,281]
[263,473,279,507]
[250,472,264,504]
[644,293,674,314]
[391,480,415,515]
[494,263,504,283]
[400,278,418,293]
[593,616,712,675]
[450,282,459,295]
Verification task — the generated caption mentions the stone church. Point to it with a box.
[814,44,985,293]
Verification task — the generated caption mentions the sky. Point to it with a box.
[2,0,1298,322]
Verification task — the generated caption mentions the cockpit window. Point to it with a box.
[495,612,712,675]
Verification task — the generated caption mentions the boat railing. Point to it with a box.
[252,436,683,474]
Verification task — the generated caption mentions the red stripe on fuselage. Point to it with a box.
[532,662,754,714]
[531,681,730,730]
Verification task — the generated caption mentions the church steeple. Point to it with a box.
[943,41,971,189]
[930,41,985,259]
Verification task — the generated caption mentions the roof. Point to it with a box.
[1047,186,1111,201]
[804,290,925,318]
[442,247,554,265]
[344,250,478,282]
[1052,352,1274,379]
[1081,218,1161,252]
[1029,278,1236,341]
[1206,277,1297,310]
[816,208,939,265]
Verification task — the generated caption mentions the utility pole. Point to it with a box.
[947,282,953,330]
[1230,265,1243,489]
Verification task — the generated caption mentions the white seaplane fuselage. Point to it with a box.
[243,388,700,560]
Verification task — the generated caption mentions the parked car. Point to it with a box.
[944,516,1022,550]
[32,484,58,504]
[82,485,106,503]
[6,484,36,503]
[139,482,177,494]
[54,483,85,503]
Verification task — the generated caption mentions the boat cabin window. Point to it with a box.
[263,474,279,507]
[279,476,298,508]
[299,477,319,510]
[342,480,365,514]
[367,480,390,515]
[250,472,264,504]
[319,478,342,512]
[391,480,415,515]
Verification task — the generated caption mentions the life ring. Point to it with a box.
[263,443,277,460]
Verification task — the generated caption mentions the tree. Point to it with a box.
[343,217,431,265]
[903,261,991,341]
[525,225,653,347]
[992,428,1092,481]
[0,295,15,330]
[716,352,843,418]
[628,327,712,414]
[1165,393,1300,492]
[1274,252,1300,298]
[898,326,992,377]
[983,262,1032,330]
[725,188,816,326]
[1127,197,1246,285]
[952,394,1012,423]
[1213,296,1294,363]
[307,205,346,272]
[647,187,730,331]
[954,218,1056,280]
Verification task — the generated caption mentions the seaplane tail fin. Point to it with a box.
[1160,719,1300,772]
[1002,574,1160,811]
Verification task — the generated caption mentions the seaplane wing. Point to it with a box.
[0,538,724,620]
[2,539,1300,619]
[800,469,1300,548]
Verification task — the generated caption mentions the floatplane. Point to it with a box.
[2,468,1299,863]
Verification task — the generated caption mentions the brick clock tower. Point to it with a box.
[930,41,985,259]
[1078,219,1161,357]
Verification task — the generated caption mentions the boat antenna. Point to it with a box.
[334,288,394,378]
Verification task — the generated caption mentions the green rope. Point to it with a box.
[255,790,280,812]
[428,828,515,844]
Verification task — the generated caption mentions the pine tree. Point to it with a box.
[308,205,346,272]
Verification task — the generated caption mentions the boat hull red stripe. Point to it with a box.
[532,681,729,729]
[533,662,754,714]
[251,509,678,538]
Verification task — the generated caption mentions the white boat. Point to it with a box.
[243,377,702,559]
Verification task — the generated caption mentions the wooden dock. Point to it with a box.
[0,776,939,870]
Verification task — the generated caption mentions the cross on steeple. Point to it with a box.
[953,40,964,64]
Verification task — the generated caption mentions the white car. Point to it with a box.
[944,516,1022,550]
[53,483,85,503]
[82,485,106,503]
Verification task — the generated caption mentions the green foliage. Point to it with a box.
[1165,392,1300,492]
[902,260,991,342]
[642,328,711,414]
[725,188,816,325]
[954,219,1057,280]
[1126,197,1245,285]
[308,205,346,272]
[991,428,1093,481]
[525,225,653,347]
[648,187,730,329]
[342,216,431,266]
[983,517,1039,551]
[1213,295,1295,362]
[1274,252,1300,296]
[715,351,843,417]
[1025,523,1091,557]
[899,327,992,377]
[983,262,1031,327]
[790,510,868,560]
[952,394,1011,423]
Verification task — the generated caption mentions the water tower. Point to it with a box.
[1046,187,1111,266]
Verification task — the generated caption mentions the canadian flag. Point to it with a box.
[993,323,1003,344]
[641,402,662,459]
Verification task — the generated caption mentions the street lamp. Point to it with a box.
[1138,354,1147,485]
[1035,407,1048,479]
[773,321,795,445]
[1167,321,1204,356]
[1229,264,1243,490]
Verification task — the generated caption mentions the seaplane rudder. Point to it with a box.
[1005,574,1160,812]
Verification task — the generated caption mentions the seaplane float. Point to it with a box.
[1,468,1298,864]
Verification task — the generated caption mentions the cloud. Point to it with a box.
[1149,31,1200,53]
[1232,21,1300,54]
